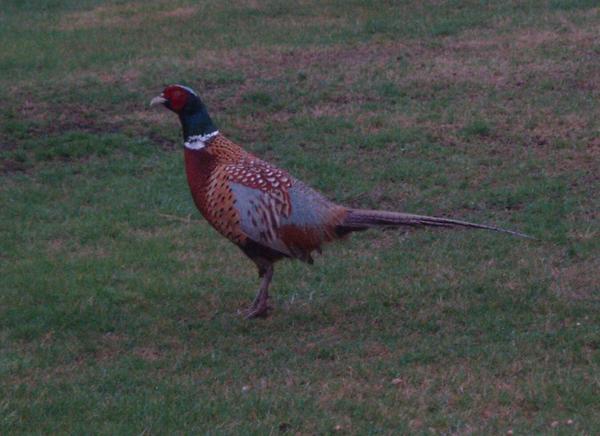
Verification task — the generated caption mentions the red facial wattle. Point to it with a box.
[163,85,189,112]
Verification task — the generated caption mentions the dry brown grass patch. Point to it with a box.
[551,258,600,301]
[127,225,185,240]
[183,42,415,85]
[58,2,199,31]
[114,109,170,126]
[46,239,111,260]
[133,346,162,361]
[95,69,140,85]
[159,6,198,19]
[59,3,146,30]
[529,136,600,177]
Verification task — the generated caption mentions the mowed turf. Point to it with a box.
[1,0,599,433]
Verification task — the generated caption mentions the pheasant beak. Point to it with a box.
[150,94,167,107]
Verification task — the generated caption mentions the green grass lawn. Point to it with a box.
[1,0,599,433]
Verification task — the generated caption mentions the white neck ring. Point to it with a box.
[184,131,219,150]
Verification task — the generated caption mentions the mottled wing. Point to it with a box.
[201,164,247,245]
[226,158,346,262]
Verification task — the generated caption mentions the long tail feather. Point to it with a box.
[341,208,533,239]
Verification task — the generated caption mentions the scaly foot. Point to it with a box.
[242,297,272,319]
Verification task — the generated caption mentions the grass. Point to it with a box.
[1,0,599,433]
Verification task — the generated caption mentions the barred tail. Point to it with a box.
[339,208,532,238]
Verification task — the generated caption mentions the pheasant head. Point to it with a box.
[151,84,217,141]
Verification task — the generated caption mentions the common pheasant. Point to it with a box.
[150,84,529,319]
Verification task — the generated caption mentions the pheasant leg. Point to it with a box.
[244,264,274,319]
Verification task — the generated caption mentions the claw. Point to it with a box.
[243,302,273,319]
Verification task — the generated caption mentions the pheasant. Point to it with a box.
[150,84,529,319]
